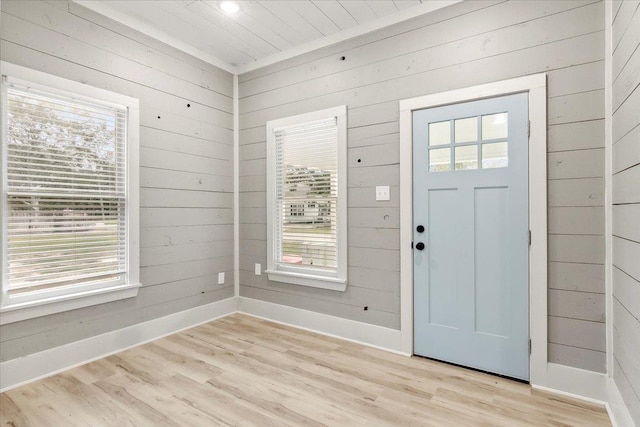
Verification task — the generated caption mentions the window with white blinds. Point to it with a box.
[266,106,347,291]
[5,84,127,294]
[1,62,140,323]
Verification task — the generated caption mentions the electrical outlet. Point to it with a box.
[255,263,261,275]
[218,272,225,284]
[376,185,390,201]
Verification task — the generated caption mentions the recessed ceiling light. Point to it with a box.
[220,1,240,14]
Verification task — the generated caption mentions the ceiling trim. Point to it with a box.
[73,0,463,76]
[74,0,237,74]
[235,0,463,75]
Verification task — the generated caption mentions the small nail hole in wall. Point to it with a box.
[340,56,346,61]
[363,306,368,311]
[157,115,161,119]
[187,103,191,108]
[357,159,362,163]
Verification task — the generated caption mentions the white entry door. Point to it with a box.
[412,93,530,380]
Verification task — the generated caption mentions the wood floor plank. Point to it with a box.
[163,373,294,427]
[0,313,611,426]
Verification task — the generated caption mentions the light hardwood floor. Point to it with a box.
[0,314,611,426]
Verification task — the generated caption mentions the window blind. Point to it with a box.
[274,117,338,273]
[5,84,127,295]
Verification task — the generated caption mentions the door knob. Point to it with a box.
[415,242,425,250]
[416,225,425,233]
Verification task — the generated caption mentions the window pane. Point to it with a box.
[276,118,338,271]
[482,142,509,168]
[429,121,450,146]
[281,200,336,269]
[482,113,508,140]
[455,145,478,170]
[455,117,477,143]
[7,196,125,292]
[429,147,451,172]
[5,84,127,294]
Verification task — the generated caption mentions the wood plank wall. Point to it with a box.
[238,0,607,372]
[0,1,234,362]
[611,0,640,423]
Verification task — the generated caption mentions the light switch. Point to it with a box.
[218,272,225,284]
[255,263,261,275]
[376,185,390,201]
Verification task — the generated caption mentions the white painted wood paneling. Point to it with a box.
[613,267,640,323]
[238,0,607,374]
[339,1,377,23]
[612,81,640,142]
[240,1,602,96]
[548,343,606,373]
[0,0,234,362]
[548,207,604,235]
[613,304,640,421]
[141,225,233,248]
[612,124,640,173]
[548,120,604,153]
[614,359,640,424]
[240,285,399,328]
[548,289,605,323]
[611,2,640,424]
[612,2,640,79]
[75,0,451,70]
[549,235,605,264]
[548,316,606,352]
[312,1,358,31]
[548,60,605,98]
[548,178,604,207]
[612,164,640,204]
[613,204,640,243]
[548,148,604,180]
[549,262,604,294]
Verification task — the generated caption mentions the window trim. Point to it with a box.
[0,61,140,325]
[266,105,348,292]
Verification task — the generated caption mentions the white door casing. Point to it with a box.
[399,74,548,385]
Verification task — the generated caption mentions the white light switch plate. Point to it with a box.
[218,272,225,284]
[376,185,390,201]
[255,263,261,275]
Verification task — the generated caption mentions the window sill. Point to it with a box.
[0,283,140,325]
[266,270,347,292]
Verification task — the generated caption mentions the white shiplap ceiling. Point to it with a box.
[75,0,460,73]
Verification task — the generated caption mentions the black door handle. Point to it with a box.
[415,242,425,250]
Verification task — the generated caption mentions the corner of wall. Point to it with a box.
[603,0,614,378]
[233,73,240,305]
[607,378,637,427]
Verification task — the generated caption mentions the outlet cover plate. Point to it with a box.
[376,185,390,201]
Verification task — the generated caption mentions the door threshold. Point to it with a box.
[412,354,530,385]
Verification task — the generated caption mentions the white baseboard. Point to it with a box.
[0,296,238,392]
[237,296,406,355]
[531,363,636,426]
[532,362,609,404]
[607,377,637,427]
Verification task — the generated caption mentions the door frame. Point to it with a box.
[398,74,547,385]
